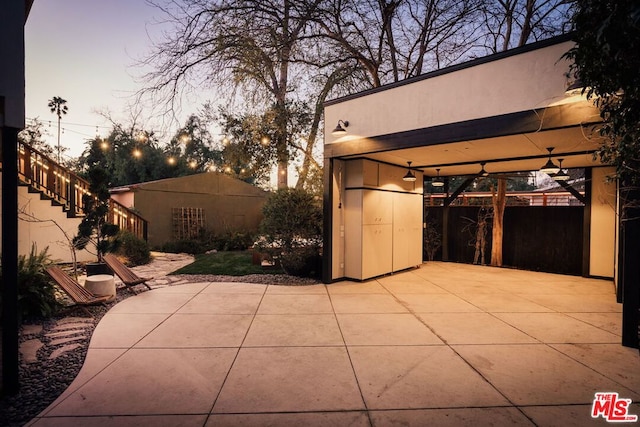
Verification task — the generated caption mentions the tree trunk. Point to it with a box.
[277,161,288,189]
[490,178,507,267]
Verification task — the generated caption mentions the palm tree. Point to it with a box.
[48,96,68,162]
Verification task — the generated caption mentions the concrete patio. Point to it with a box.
[27,262,639,426]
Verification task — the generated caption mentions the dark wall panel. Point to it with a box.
[425,205,583,275]
[503,206,583,275]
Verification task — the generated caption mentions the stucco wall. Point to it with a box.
[590,167,617,278]
[10,176,94,263]
[325,40,577,144]
[126,173,269,247]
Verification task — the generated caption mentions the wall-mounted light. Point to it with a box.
[552,158,570,181]
[432,168,444,187]
[331,120,349,136]
[565,78,584,96]
[540,147,560,174]
[403,161,416,182]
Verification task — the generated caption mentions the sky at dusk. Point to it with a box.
[25,0,212,160]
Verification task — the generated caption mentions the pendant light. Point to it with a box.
[540,147,560,175]
[432,168,444,187]
[552,158,570,181]
[402,161,416,182]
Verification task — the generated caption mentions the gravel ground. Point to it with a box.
[0,274,321,427]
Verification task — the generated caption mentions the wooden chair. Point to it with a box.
[46,266,111,315]
[102,254,153,293]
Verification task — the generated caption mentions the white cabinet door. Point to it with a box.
[362,190,393,225]
[362,224,393,279]
[393,192,423,271]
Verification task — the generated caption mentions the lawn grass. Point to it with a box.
[171,250,284,276]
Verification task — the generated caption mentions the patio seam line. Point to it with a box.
[37,286,207,419]
[448,293,548,345]
[375,278,537,424]
[493,310,622,343]
[546,344,640,397]
[202,282,270,425]
[326,287,375,427]
[453,290,622,344]
[375,279,449,345]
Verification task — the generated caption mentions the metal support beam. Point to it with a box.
[445,176,477,206]
[557,179,586,205]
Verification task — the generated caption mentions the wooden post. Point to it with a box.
[490,178,507,267]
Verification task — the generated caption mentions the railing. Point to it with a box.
[17,141,147,241]
[425,190,585,207]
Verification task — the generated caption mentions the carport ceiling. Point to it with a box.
[339,125,605,178]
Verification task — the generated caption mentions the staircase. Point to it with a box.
[1,141,148,262]
[15,141,147,240]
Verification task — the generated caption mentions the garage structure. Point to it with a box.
[322,34,638,349]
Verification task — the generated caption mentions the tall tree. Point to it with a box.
[47,96,68,163]
[166,114,223,175]
[217,107,280,187]
[313,0,480,88]
[141,0,323,188]
[477,0,572,53]
[564,0,640,186]
[18,118,56,157]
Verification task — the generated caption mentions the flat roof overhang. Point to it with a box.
[323,35,607,177]
[325,100,604,177]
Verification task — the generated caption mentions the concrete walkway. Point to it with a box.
[28,262,639,426]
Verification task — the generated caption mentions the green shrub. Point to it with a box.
[279,246,322,278]
[117,231,151,266]
[258,188,322,277]
[159,239,208,255]
[214,231,255,251]
[18,245,60,319]
[158,229,255,255]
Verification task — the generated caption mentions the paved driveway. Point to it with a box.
[28,262,639,426]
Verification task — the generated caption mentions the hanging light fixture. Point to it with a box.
[552,158,570,181]
[331,120,349,136]
[432,168,444,187]
[403,161,416,182]
[540,147,560,174]
[479,162,489,177]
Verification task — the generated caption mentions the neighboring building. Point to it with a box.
[110,172,269,248]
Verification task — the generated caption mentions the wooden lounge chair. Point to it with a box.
[46,266,111,315]
[102,254,153,293]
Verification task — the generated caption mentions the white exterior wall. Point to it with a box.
[325,41,575,143]
[110,191,135,209]
[14,179,94,263]
[590,167,617,278]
